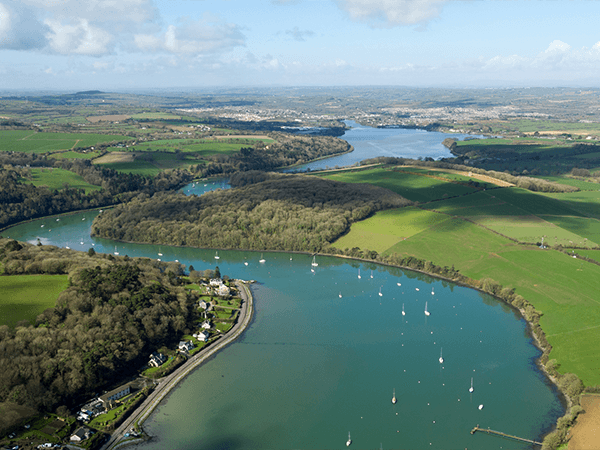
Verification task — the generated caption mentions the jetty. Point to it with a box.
[470,425,542,446]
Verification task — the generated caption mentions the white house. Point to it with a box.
[178,340,194,352]
[201,320,211,330]
[70,427,91,442]
[148,352,167,368]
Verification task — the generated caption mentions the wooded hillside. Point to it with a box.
[91,173,412,251]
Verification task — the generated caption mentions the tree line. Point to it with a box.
[0,152,192,229]
[0,238,198,416]
[91,173,412,252]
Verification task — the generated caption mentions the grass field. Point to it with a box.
[318,166,480,203]
[27,168,102,193]
[0,274,69,327]
[327,168,600,385]
[533,175,600,191]
[0,130,133,153]
[541,190,600,220]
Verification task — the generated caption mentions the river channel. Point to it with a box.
[4,126,563,449]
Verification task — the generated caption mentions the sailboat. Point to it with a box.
[214,251,220,260]
[402,303,406,316]
[469,377,474,393]
[439,348,444,364]
[158,250,163,256]
[415,287,420,291]
[114,246,119,255]
[370,270,373,279]
[346,432,352,447]
[358,268,361,279]
[379,286,383,297]
[392,388,397,404]
[424,301,430,316]
[244,258,249,266]
[431,288,435,295]
[259,253,266,263]
[311,256,318,267]
[397,282,401,286]
[339,292,342,298]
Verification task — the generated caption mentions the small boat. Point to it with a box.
[439,348,444,364]
[311,256,318,267]
[424,301,430,316]
[114,246,119,255]
[80,241,84,245]
[244,261,249,266]
[392,388,397,404]
[339,292,342,298]
[82,217,85,221]
[259,253,266,263]
[158,251,163,256]
[346,432,352,447]
[431,289,434,295]
[402,303,406,316]
[379,286,383,297]
[290,256,293,261]
[370,270,373,279]
[56,218,59,222]
[469,377,474,393]
[358,269,361,279]
[214,251,219,260]
[40,224,44,228]
[65,246,70,249]
[478,404,484,410]
[397,282,401,286]
[415,287,420,291]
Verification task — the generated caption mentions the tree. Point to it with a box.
[214,266,221,279]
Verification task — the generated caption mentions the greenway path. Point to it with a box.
[101,281,254,450]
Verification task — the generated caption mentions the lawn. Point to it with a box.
[0,274,69,327]
[541,190,600,220]
[27,167,102,193]
[318,166,479,203]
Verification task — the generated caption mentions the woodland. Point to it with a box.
[0,239,196,417]
[91,172,412,252]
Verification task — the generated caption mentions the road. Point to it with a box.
[100,281,253,450]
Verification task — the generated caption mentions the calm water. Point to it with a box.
[5,214,564,450]
[290,121,478,172]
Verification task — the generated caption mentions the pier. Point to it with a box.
[471,425,543,446]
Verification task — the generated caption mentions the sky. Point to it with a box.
[1,0,600,91]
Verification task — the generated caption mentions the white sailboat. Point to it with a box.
[469,377,474,393]
[379,286,383,297]
[424,301,430,316]
[339,292,342,298]
[439,348,444,364]
[370,270,373,279]
[392,388,397,404]
[397,282,401,286]
[214,251,220,260]
[244,259,249,266]
[402,303,406,316]
[259,253,266,263]
[431,288,434,295]
[114,246,119,255]
[346,432,352,447]
[358,268,361,279]
[311,256,318,267]
[415,287,420,291]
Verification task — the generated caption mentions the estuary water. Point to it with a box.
[290,120,477,172]
[5,213,564,450]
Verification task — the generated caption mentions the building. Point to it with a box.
[201,320,211,330]
[148,351,167,368]
[99,382,135,409]
[70,427,91,442]
[178,340,194,352]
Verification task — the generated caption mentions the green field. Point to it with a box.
[126,138,274,156]
[329,176,600,384]
[318,166,480,203]
[0,274,69,327]
[534,175,600,191]
[51,151,101,160]
[27,168,102,193]
[541,190,600,220]
[0,130,133,153]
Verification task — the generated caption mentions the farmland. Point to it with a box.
[0,274,69,327]
[27,168,102,193]
[326,165,600,385]
[0,130,133,153]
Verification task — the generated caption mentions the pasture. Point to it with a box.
[0,274,69,327]
[318,166,479,203]
[330,176,600,384]
[0,130,133,153]
[27,168,102,193]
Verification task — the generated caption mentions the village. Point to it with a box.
[1,274,243,450]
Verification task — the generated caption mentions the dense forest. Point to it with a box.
[192,134,352,177]
[0,239,197,415]
[0,153,192,229]
[91,173,412,251]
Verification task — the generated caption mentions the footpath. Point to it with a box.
[100,281,254,450]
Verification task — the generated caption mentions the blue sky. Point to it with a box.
[1,0,600,91]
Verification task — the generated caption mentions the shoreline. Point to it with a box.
[100,280,254,450]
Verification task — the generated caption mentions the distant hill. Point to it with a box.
[73,90,105,96]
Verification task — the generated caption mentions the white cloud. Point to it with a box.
[44,18,114,56]
[23,0,157,24]
[134,16,245,54]
[284,26,315,42]
[0,1,49,50]
[336,0,448,27]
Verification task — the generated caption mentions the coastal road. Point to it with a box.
[101,281,253,450]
